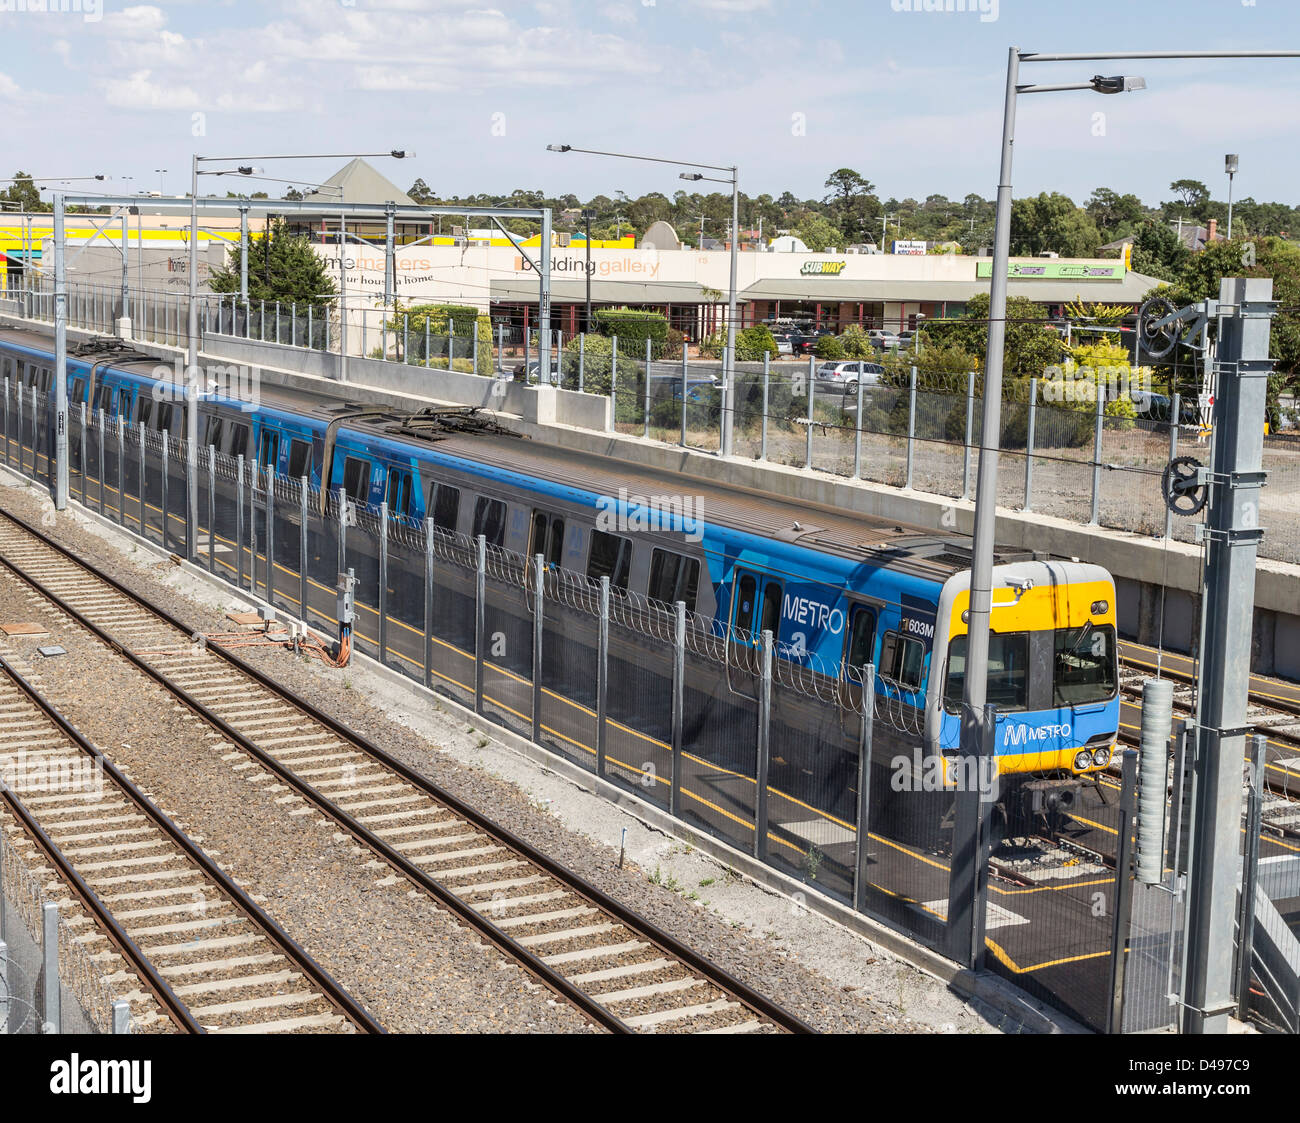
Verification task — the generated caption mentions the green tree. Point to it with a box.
[208,217,336,308]
[1,171,46,213]
[1129,220,1191,281]
[407,178,435,204]
[1165,178,1211,214]
[927,292,1062,378]
[1085,187,1147,239]
[822,168,876,241]
[1009,192,1102,258]
[793,215,845,252]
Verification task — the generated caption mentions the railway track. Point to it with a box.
[0,650,381,1034]
[0,504,812,1035]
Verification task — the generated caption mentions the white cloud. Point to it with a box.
[690,0,773,11]
[0,72,21,100]
[103,68,201,109]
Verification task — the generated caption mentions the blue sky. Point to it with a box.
[2,0,1299,210]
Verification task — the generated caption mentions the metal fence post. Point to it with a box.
[852,663,876,912]
[307,303,313,351]
[1108,748,1140,1035]
[207,446,216,574]
[403,313,409,365]
[116,417,125,526]
[611,335,618,416]
[236,455,245,590]
[299,477,309,622]
[97,410,107,513]
[1165,392,1180,540]
[337,490,348,581]
[275,300,281,344]
[497,323,504,373]
[643,338,652,439]
[377,500,388,663]
[596,575,609,779]
[161,431,170,550]
[41,901,60,1034]
[1090,380,1104,525]
[265,465,275,603]
[578,331,585,394]
[905,365,917,489]
[1024,376,1037,511]
[423,517,435,690]
[805,355,815,469]
[112,999,131,1035]
[136,419,145,536]
[672,601,685,817]
[532,553,544,744]
[759,352,770,460]
[79,397,88,499]
[678,346,689,448]
[15,381,22,477]
[3,377,9,467]
[755,629,773,861]
[474,534,486,716]
[854,364,864,478]
[473,322,480,375]
[1236,733,1267,1017]
[962,370,975,501]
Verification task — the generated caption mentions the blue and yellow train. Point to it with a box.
[0,327,1120,825]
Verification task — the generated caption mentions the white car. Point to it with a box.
[815,360,883,391]
[868,329,900,350]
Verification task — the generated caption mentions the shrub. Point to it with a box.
[735,325,778,361]
[558,332,643,395]
[699,330,726,359]
[839,324,874,359]
[592,308,669,356]
[814,334,846,360]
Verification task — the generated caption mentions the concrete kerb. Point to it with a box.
[0,461,1084,1036]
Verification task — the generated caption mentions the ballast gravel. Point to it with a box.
[0,473,1022,1034]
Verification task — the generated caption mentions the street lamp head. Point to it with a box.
[1089,74,1146,95]
[390,150,413,158]
[546,144,571,153]
[679,172,704,182]
[94,175,105,181]
[1226,153,1240,174]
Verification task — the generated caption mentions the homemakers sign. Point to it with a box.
[800,260,846,275]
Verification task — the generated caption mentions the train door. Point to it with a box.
[839,601,879,733]
[726,566,782,697]
[259,429,280,476]
[386,465,413,520]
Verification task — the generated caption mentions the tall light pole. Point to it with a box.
[958,47,1300,1037]
[548,144,740,455]
[1225,153,1239,239]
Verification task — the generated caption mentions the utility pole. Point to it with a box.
[1182,276,1273,1033]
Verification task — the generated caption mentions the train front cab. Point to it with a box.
[927,560,1119,822]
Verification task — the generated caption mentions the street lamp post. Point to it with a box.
[1225,153,1239,239]
[549,144,740,455]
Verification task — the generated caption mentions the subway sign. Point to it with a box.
[800,260,847,275]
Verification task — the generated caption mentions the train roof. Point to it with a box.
[0,326,1037,583]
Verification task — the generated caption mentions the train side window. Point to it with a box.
[529,509,565,567]
[72,378,85,404]
[734,573,758,633]
[259,430,279,471]
[118,388,132,419]
[880,631,924,690]
[471,496,507,547]
[39,367,52,393]
[204,415,224,450]
[428,483,460,533]
[844,606,877,672]
[586,529,631,591]
[386,466,413,518]
[136,396,153,427]
[22,363,36,388]
[343,456,370,504]
[229,423,250,460]
[648,549,701,612]
[97,383,114,415]
[288,438,312,479]
[0,356,10,382]
[155,402,174,433]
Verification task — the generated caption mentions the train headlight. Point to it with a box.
[1091,600,1109,616]
[1091,747,1112,767]
[1074,751,1092,771]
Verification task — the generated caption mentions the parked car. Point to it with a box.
[649,373,719,403]
[815,360,883,391]
[868,329,900,351]
[792,327,835,355]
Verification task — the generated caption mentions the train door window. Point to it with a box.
[0,356,10,383]
[529,509,565,567]
[21,363,35,388]
[471,496,507,547]
[343,456,370,505]
[733,572,758,634]
[586,529,631,591]
[428,483,460,533]
[228,423,250,460]
[72,378,85,404]
[136,396,153,428]
[288,438,312,480]
[259,430,279,472]
[96,383,114,415]
[880,631,924,691]
[648,549,701,612]
[843,605,877,672]
[39,367,52,393]
[943,632,1028,712]
[155,402,175,434]
[204,415,224,451]
[386,466,413,519]
[117,388,132,419]
[759,580,783,639]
